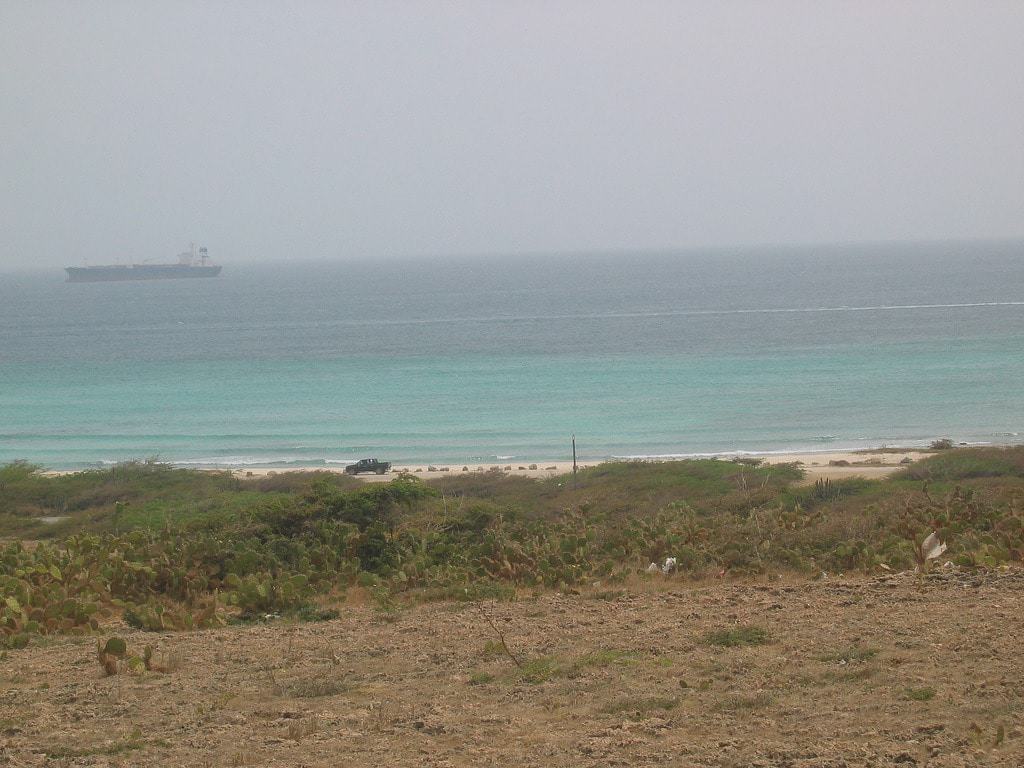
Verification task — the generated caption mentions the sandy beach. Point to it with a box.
[214,448,932,485]
[38,448,936,483]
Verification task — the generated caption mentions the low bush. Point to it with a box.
[1,449,1023,645]
[899,447,1024,481]
[704,626,771,647]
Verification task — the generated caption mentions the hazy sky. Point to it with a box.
[2,1,1023,268]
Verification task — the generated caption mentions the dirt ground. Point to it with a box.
[1,569,1021,767]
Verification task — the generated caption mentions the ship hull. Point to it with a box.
[65,265,222,283]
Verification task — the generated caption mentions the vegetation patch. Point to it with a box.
[519,656,561,684]
[280,675,350,698]
[516,649,637,684]
[710,692,774,712]
[585,589,626,601]
[704,625,772,648]
[899,446,1024,481]
[412,582,516,604]
[46,736,149,759]
[817,645,879,663]
[575,648,637,669]
[599,696,679,719]
[2,448,1024,647]
[818,665,878,684]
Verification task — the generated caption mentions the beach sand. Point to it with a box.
[223,448,930,485]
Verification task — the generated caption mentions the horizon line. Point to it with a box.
[3,233,1023,275]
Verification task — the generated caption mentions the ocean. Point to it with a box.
[1,241,1022,470]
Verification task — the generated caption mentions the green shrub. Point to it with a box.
[905,686,937,701]
[223,573,311,617]
[599,696,679,718]
[704,625,771,647]
[1,450,1023,643]
[900,447,1024,481]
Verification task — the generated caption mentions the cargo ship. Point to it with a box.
[65,244,222,282]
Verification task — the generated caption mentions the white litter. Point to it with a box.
[921,531,947,561]
[647,557,678,575]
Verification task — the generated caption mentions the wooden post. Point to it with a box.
[572,434,577,490]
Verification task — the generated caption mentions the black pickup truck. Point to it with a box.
[344,458,392,475]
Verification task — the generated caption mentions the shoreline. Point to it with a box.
[41,447,938,484]
[247,448,931,484]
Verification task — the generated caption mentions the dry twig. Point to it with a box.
[478,604,522,669]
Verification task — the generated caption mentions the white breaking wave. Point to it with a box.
[612,445,905,460]
[611,449,800,460]
[315,300,1024,328]
[92,456,366,468]
[552,300,1024,323]
[663,300,1024,318]
[177,456,317,467]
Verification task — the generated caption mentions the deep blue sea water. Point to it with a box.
[2,242,1023,469]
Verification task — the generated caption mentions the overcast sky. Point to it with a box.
[2,1,1023,269]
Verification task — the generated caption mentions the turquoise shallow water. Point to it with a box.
[1,242,1022,468]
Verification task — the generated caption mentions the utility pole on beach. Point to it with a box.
[572,434,577,490]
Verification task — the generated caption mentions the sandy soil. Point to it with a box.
[2,568,1021,767]
[40,449,932,485]
[219,449,932,485]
